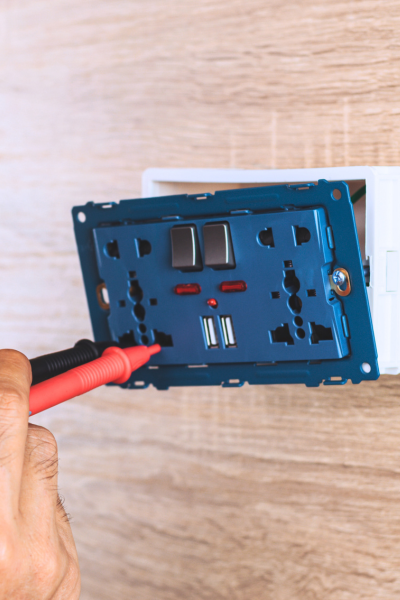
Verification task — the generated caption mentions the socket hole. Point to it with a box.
[129,281,143,303]
[294,316,303,326]
[137,239,152,257]
[296,328,306,339]
[288,295,302,314]
[294,226,311,245]
[105,240,120,259]
[139,324,147,333]
[283,270,300,294]
[310,323,333,344]
[141,335,149,345]
[153,330,173,347]
[118,330,136,347]
[133,304,146,322]
[258,228,275,247]
[270,323,294,345]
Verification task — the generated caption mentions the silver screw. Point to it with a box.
[332,269,347,287]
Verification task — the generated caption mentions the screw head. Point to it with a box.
[332,269,347,287]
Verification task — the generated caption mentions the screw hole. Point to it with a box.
[332,189,342,200]
[361,362,372,374]
[96,282,110,310]
[77,211,86,223]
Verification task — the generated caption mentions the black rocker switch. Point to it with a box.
[170,225,202,271]
[203,222,236,270]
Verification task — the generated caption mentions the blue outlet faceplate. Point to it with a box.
[73,180,379,388]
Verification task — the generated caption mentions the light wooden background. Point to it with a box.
[1,1,400,598]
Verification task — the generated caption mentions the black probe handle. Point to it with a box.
[30,339,118,386]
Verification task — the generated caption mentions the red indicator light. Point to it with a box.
[174,283,201,295]
[207,298,218,308]
[220,280,247,293]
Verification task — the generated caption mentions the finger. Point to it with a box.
[19,424,60,527]
[20,424,80,595]
[56,495,78,552]
[0,349,31,516]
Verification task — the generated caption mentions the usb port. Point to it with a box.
[220,315,237,348]
[202,317,219,348]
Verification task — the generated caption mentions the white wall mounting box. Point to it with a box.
[142,166,400,375]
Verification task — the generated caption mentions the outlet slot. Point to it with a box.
[153,330,173,347]
[105,240,120,259]
[129,280,143,303]
[202,317,219,348]
[283,268,302,315]
[310,322,333,344]
[136,239,152,257]
[294,226,311,246]
[288,295,302,314]
[258,228,275,248]
[283,269,300,294]
[118,331,137,347]
[220,316,237,348]
[133,304,145,321]
[270,323,294,345]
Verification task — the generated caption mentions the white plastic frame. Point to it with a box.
[143,167,400,375]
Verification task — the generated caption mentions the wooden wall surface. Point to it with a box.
[1,1,400,598]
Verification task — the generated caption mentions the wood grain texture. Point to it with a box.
[1,1,400,597]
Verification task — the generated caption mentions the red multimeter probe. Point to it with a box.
[29,344,161,416]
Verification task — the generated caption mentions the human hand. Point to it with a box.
[0,350,80,599]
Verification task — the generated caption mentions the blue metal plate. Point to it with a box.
[72,180,379,388]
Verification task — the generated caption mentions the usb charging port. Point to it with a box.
[202,317,219,348]
[220,315,237,348]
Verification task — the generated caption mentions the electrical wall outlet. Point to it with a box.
[73,178,378,389]
[143,167,400,376]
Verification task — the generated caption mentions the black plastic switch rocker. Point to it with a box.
[170,225,202,271]
[203,222,235,269]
